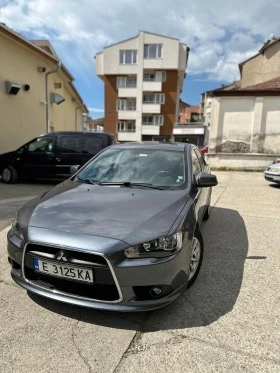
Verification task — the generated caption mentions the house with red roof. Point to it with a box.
[205,36,280,157]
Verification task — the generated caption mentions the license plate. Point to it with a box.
[33,258,93,283]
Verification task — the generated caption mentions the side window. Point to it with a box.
[60,136,81,153]
[191,149,201,175]
[194,148,206,168]
[82,136,107,154]
[27,138,55,153]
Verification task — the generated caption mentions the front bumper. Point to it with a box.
[7,228,191,312]
[264,172,280,184]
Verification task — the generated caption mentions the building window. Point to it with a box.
[142,115,164,126]
[119,50,137,64]
[117,77,126,88]
[143,71,166,82]
[144,44,162,59]
[117,99,136,111]
[54,82,62,89]
[117,121,136,132]
[143,93,165,104]
[116,76,137,88]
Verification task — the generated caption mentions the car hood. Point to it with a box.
[265,164,280,171]
[0,150,16,159]
[20,181,188,245]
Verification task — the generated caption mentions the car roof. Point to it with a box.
[112,141,191,151]
[41,131,113,137]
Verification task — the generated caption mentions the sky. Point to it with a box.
[0,0,279,118]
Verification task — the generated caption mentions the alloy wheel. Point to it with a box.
[189,237,201,280]
[2,168,11,183]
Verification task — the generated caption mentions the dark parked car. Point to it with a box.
[7,142,217,311]
[0,131,115,183]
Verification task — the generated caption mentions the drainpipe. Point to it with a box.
[75,103,84,131]
[45,60,62,133]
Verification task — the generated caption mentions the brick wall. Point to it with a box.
[104,76,118,137]
[160,70,178,136]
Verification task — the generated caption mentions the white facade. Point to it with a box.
[209,96,280,154]
[96,31,188,141]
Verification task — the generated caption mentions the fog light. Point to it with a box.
[149,286,164,298]
[133,285,173,300]
[152,287,162,295]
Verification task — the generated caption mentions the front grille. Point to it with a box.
[25,268,119,301]
[26,244,107,266]
[24,244,120,302]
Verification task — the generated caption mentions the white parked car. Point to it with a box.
[264,163,280,185]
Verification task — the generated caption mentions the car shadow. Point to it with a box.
[268,183,280,189]
[29,206,248,331]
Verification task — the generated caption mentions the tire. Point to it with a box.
[187,227,204,288]
[203,204,210,221]
[2,165,18,184]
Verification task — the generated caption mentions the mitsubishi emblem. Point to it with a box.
[56,250,68,262]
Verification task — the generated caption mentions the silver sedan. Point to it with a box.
[264,163,280,184]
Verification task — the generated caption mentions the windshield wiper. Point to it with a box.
[98,182,165,190]
[76,176,97,185]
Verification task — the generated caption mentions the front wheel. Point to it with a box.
[2,165,18,184]
[203,204,210,221]
[187,228,204,288]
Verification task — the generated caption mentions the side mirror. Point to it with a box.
[70,165,81,175]
[196,173,218,187]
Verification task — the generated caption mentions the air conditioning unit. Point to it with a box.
[6,81,21,95]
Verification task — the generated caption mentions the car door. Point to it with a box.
[18,136,57,179]
[194,148,210,211]
[191,147,206,224]
[55,135,85,178]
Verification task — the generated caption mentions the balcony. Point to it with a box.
[118,132,139,141]
[117,120,136,140]
[142,103,161,114]
[118,87,137,97]
[141,125,160,135]
[117,76,137,97]
[117,98,137,120]
[142,81,162,92]
[118,110,137,120]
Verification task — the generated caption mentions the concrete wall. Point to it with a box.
[207,153,277,171]
[209,96,280,154]
[0,32,85,153]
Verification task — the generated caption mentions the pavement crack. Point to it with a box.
[167,331,280,367]
[117,329,280,367]
[71,317,93,373]
[113,311,152,373]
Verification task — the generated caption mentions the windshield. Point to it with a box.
[77,148,186,189]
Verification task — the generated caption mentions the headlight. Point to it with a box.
[11,216,24,240]
[124,231,183,258]
[267,167,280,174]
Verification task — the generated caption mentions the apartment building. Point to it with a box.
[96,31,189,141]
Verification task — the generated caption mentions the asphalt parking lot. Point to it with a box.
[0,172,280,373]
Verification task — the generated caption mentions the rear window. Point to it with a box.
[83,135,109,153]
[60,135,109,154]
